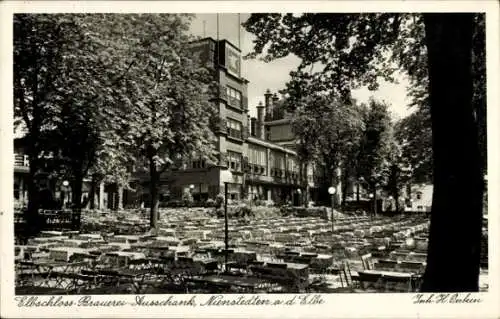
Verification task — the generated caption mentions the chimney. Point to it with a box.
[264,89,273,118]
[256,101,265,139]
[250,117,257,137]
[272,93,280,118]
[272,93,279,105]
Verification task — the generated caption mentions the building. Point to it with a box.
[124,37,322,206]
[13,37,323,209]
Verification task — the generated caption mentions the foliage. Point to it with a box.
[181,189,194,207]
[243,13,401,102]
[14,14,219,229]
[215,194,225,209]
[357,99,394,190]
[14,14,95,221]
[205,198,216,207]
[291,96,364,170]
[243,13,486,184]
[395,106,432,184]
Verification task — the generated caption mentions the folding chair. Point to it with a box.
[375,260,398,271]
[383,273,413,292]
[358,272,384,292]
[360,253,375,270]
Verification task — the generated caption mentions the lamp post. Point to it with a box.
[368,193,374,219]
[62,180,70,208]
[328,186,336,233]
[297,188,301,207]
[220,169,233,272]
[387,195,393,213]
[189,184,195,206]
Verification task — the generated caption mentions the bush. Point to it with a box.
[236,204,253,218]
[181,190,194,207]
[215,194,224,209]
[205,198,216,207]
[215,208,224,218]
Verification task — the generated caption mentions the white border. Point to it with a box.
[1,1,499,318]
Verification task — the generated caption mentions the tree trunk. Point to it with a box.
[422,13,483,292]
[25,159,41,236]
[356,182,360,203]
[341,168,349,208]
[89,176,97,210]
[71,172,84,230]
[395,191,400,214]
[149,155,160,231]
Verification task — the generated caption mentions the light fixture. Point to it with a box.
[62,180,69,187]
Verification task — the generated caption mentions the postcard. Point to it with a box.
[1,1,498,318]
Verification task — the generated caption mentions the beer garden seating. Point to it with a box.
[14,207,446,294]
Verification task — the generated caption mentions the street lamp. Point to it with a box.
[328,187,336,233]
[297,188,302,207]
[368,193,374,218]
[220,169,233,272]
[62,180,70,208]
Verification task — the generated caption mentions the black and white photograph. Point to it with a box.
[1,1,499,318]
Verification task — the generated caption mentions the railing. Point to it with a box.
[14,154,29,167]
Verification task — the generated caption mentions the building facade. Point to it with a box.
[125,37,321,206]
[13,37,323,209]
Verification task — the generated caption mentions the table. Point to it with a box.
[357,269,419,292]
[186,274,280,293]
[81,268,153,294]
[16,260,90,290]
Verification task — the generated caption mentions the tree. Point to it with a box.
[14,14,86,233]
[14,14,219,233]
[290,96,364,206]
[24,14,146,217]
[113,14,218,230]
[394,106,433,185]
[243,12,485,291]
[357,99,393,216]
[421,13,483,292]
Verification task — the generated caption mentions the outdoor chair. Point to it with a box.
[399,261,425,274]
[374,259,398,271]
[338,260,357,291]
[357,272,384,292]
[360,253,375,270]
[383,273,413,292]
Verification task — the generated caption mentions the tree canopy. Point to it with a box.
[14,13,219,230]
[243,12,486,292]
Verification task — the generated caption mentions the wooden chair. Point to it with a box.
[399,261,425,274]
[383,273,413,292]
[340,260,358,290]
[375,259,398,271]
[357,272,384,292]
[361,253,375,270]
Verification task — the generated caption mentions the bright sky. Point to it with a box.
[189,13,415,120]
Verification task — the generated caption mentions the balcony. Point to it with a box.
[14,154,29,167]
[14,153,29,173]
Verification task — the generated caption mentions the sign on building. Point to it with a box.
[225,44,241,77]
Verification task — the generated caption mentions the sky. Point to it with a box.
[189,13,414,120]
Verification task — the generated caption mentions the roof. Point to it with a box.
[247,137,297,156]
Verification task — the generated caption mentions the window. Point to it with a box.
[226,86,242,108]
[248,145,267,175]
[192,159,206,169]
[416,192,422,200]
[227,118,242,139]
[269,151,286,178]
[227,151,242,172]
